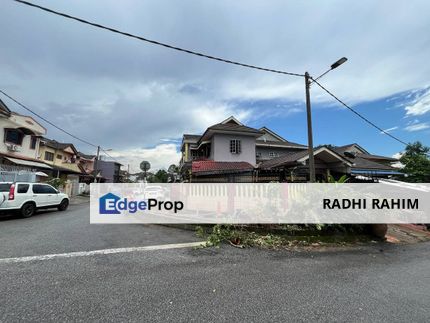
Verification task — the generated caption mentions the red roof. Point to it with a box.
[192,160,254,175]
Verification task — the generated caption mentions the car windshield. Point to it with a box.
[0,183,12,192]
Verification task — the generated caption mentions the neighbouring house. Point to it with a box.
[96,159,122,183]
[77,152,98,185]
[39,138,85,195]
[179,116,401,182]
[78,152,96,175]
[0,98,52,181]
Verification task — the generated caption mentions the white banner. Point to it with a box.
[90,183,430,224]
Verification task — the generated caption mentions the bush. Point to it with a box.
[46,177,66,189]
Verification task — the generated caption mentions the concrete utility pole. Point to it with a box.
[304,72,316,183]
[303,58,347,183]
[93,145,100,183]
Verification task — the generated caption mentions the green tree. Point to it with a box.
[399,141,430,183]
[148,169,168,183]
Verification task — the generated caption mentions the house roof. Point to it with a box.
[332,145,398,162]
[192,160,254,175]
[41,138,78,154]
[182,134,201,144]
[259,146,353,169]
[207,122,263,134]
[259,150,309,169]
[350,156,396,171]
[259,126,287,142]
[78,152,96,160]
[0,99,12,117]
[356,153,398,162]
[334,143,369,155]
[256,139,307,149]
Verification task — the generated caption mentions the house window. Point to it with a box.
[256,152,262,158]
[230,140,241,154]
[269,152,279,158]
[56,154,62,160]
[30,136,37,149]
[44,151,54,161]
[4,129,24,145]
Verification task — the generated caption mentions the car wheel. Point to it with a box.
[58,199,69,211]
[20,202,36,218]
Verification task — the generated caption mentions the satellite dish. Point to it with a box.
[140,161,151,172]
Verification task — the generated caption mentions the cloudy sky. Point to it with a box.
[1,0,429,172]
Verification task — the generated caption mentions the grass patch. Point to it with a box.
[196,224,372,249]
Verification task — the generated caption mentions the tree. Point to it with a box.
[148,169,168,183]
[168,164,179,174]
[399,141,430,183]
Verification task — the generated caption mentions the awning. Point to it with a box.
[351,169,404,176]
[5,157,53,169]
[35,171,49,177]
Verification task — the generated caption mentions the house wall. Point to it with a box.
[257,132,282,142]
[0,116,43,160]
[256,146,304,161]
[211,134,256,165]
[39,145,81,173]
[98,160,121,182]
[80,159,94,174]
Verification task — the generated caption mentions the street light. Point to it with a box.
[305,57,348,183]
[311,57,348,84]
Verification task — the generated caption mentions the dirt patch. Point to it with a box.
[386,224,430,244]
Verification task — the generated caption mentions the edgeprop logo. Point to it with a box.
[99,193,184,214]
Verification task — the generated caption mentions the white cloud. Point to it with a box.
[404,122,430,132]
[405,88,430,116]
[105,144,181,173]
[380,126,398,134]
[1,0,430,167]
[390,153,404,168]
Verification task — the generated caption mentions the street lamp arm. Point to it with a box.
[310,57,348,84]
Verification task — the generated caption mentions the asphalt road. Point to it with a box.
[0,204,429,322]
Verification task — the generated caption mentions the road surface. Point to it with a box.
[0,204,429,322]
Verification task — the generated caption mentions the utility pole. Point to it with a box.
[93,145,100,183]
[305,72,316,183]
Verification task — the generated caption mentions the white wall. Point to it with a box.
[0,117,42,159]
[212,134,256,165]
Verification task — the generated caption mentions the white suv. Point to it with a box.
[0,182,69,218]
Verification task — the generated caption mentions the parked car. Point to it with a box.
[143,185,167,200]
[0,182,69,218]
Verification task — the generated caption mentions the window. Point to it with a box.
[30,136,37,149]
[56,154,62,160]
[4,129,24,145]
[32,184,44,194]
[230,140,241,154]
[17,184,29,193]
[32,184,57,194]
[0,183,12,192]
[256,152,262,158]
[44,185,57,194]
[44,151,54,161]
[269,152,279,158]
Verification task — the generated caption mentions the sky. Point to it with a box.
[1,0,429,172]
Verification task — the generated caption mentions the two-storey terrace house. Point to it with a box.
[0,99,52,175]
[180,116,400,182]
[39,138,84,177]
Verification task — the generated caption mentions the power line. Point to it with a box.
[100,149,120,163]
[11,0,409,148]
[13,0,304,78]
[0,89,99,148]
[311,79,408,146]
